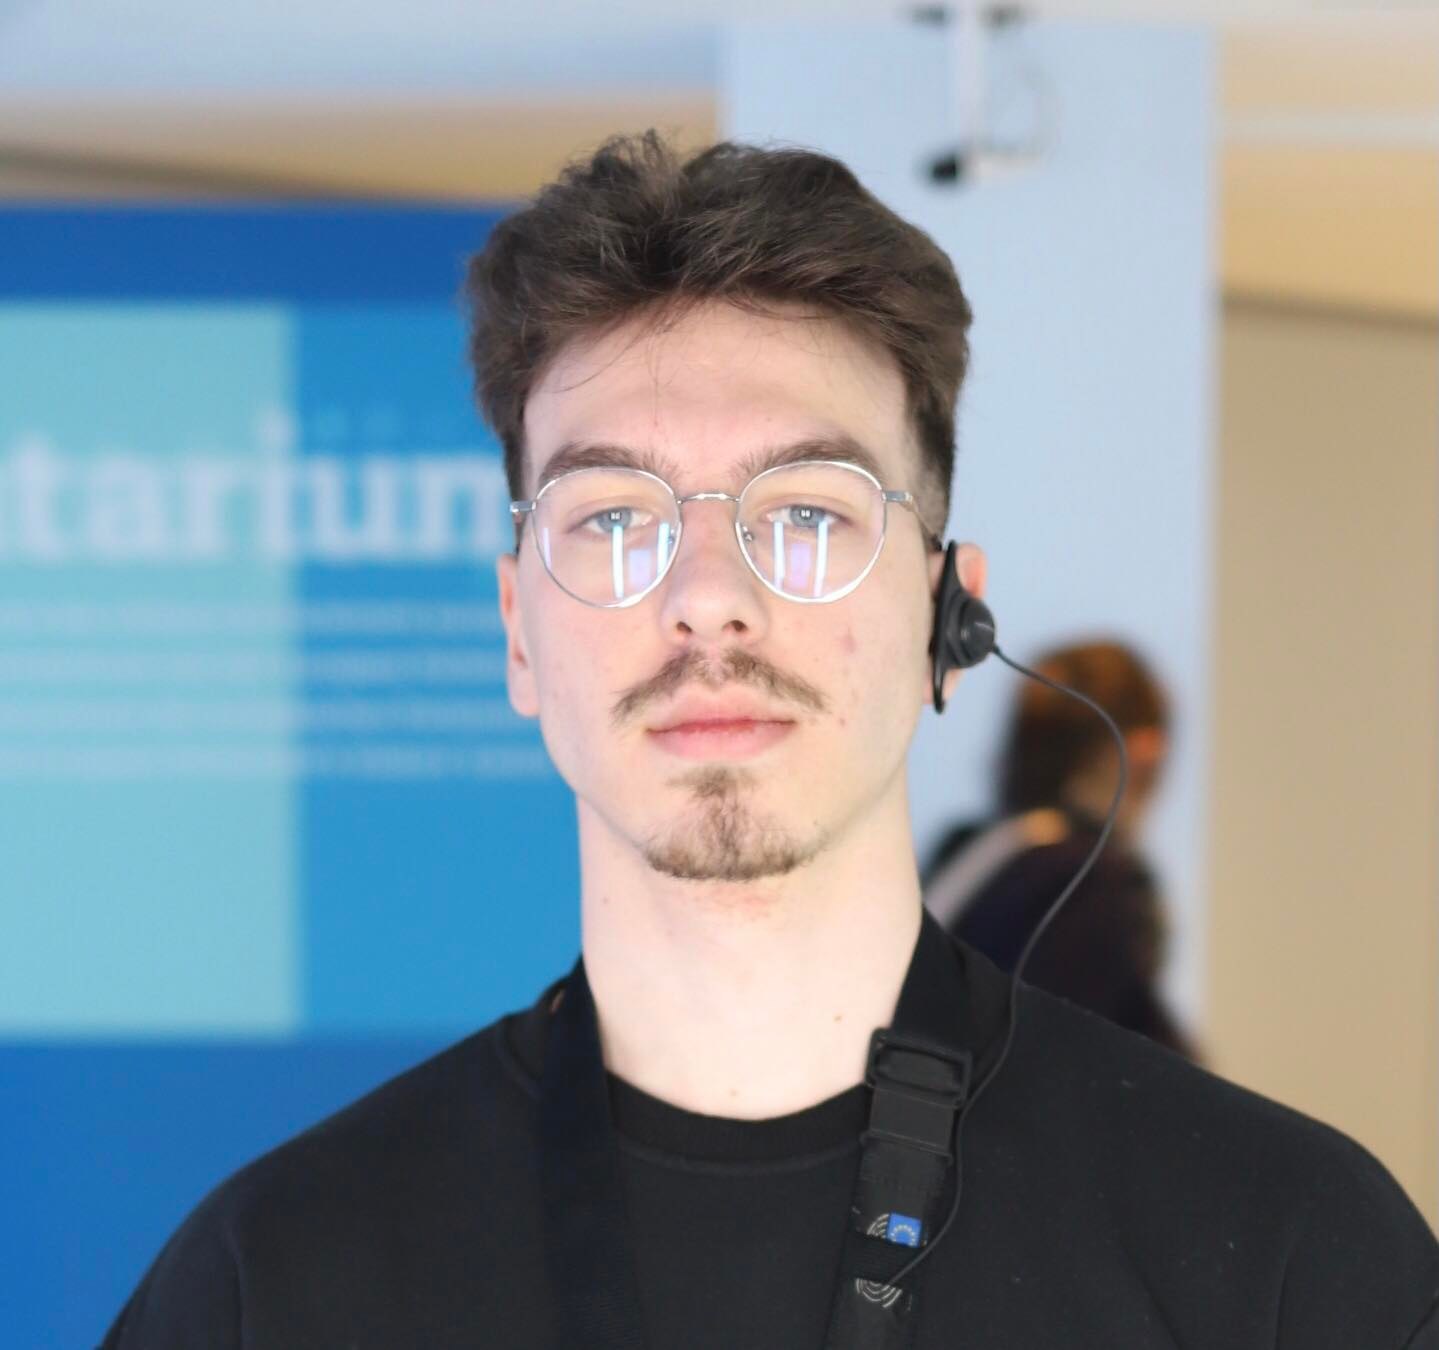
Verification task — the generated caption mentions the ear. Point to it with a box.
[1124,725,1168,795]
[496,550,540,719]
[926,540,987,602]
[925,542,988,711]
[1126,725,1167,766]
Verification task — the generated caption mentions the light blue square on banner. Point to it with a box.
[0,305,299,1035]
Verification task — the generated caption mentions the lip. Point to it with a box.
[645,698,797,760]
[648,697,794,733]
[646,718,796,760]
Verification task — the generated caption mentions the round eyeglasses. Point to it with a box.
[510,459,938,609]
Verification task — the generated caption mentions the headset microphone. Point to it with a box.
[930,541,998,709]
[886,538,1132,1293]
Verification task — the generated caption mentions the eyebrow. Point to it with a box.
[532,434,891,495]
[533,442,683,493]
[734,436,888,485]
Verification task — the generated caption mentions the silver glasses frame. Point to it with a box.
[509,458,935,609]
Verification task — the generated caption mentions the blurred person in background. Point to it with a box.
[923,639,1198,1059]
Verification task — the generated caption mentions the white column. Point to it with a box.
[723,18,1217,1026]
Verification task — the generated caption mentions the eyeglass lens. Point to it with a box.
[531,464,887,605]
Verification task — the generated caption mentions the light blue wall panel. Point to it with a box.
[724,21,1217,1023]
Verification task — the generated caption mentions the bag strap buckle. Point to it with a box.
[862,1029,972,1158]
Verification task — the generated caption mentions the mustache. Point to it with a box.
[611,648,828,727]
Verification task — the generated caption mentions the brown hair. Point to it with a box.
[997,640,1170,814]
[463,130,974,530]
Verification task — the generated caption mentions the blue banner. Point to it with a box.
[0,205,580,1344]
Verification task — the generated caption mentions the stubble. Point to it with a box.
[640,765,824,882]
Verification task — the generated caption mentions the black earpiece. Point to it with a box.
[930,540,997,712]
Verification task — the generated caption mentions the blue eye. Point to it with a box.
[779,503,841,531]
[579,505,645,534]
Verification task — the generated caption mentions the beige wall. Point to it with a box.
[1220,20,1439,321]
[0,96,715,200]
[1209,297,1438,1223]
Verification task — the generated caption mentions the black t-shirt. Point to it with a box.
[101,938,1439,1349]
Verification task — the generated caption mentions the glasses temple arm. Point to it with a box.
[884,490,945,553]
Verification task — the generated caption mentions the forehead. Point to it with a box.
[522,300,915,494]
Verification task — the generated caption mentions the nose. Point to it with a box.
[656,495,771,645]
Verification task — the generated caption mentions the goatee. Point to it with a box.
[640,766,822,882]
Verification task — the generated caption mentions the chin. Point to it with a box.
[638,772,828,883]
[640,834,819,884]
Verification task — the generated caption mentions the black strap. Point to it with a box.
[819,913,977,1350]
[536,910,1000,1350]
[537,964,649,1348]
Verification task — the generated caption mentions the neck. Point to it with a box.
[1060,775,1140,843]
[579,788,923,1120]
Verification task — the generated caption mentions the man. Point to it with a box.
[103,132,1437,1348]
[923,639,1198,1059]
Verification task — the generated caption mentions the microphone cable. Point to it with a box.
[882,641,1130,1290]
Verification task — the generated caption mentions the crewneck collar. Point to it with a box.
[501,912,1011,1166]
[605,1068,867,1164]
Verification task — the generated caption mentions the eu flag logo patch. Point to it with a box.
[884,1213,922,1247]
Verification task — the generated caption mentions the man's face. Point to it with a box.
[496,300,950,884]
